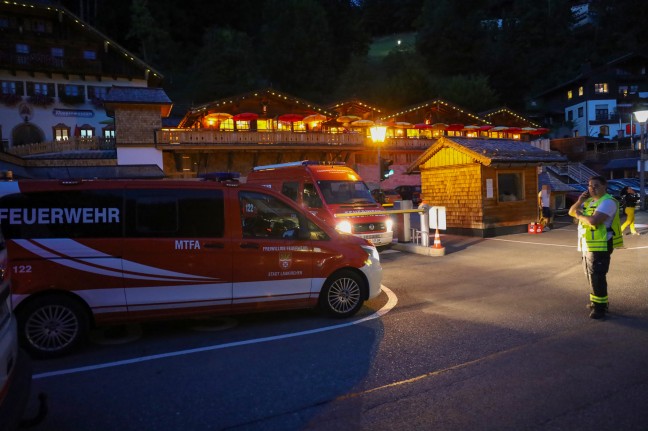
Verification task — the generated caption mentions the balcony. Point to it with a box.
[154,129,434,150]
[0,51,102,76]
[4,137,116,158]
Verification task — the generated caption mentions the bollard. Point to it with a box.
[394,200,412,242]
[418,202,430,247]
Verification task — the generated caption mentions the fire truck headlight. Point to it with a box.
[385,218,394,232]
[336,220,353,234]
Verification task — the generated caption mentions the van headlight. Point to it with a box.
[336,220,353,234]
[385,218,393,232]
[361,245,380,263]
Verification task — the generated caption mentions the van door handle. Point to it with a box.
[204,243,224,249]
[240,242,259,249]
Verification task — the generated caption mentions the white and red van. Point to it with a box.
[0,227,32,429]
[0,176,382,357]
[246,161,394,248]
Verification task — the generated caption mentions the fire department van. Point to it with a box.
[246,161,394,248]
[0,177,382,357]
[0,227,32,430]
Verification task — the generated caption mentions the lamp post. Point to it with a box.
[370,125,387,191]
[633,110,648,211]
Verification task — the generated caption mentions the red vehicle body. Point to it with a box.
[0,177,382,357]
[246,161,394,248]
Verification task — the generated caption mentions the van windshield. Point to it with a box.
[317,180,376,205]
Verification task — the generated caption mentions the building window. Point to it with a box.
[15,43,29,54]
[599,126,609,136]
[578,107,584,118]
[578,86,584,96]
[619,86,629,97]
[103,127,115,139]
[79,124,95,138]
[51,47,64,57]
[595,105,608,121]
[33,83,49,96]
[1,81,17,95]
[88,86,109,99]
[64,85,81,97]
[83,50,97,60]
[567,110,573,121]
[31,19,47,33]
[567,90,573,99]
[594,83,608,94]
[53,124,70,141]
[498,172,523,202]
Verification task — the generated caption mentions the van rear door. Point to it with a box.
[121,186,232,319]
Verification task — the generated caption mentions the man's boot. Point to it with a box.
[589,302,607,319]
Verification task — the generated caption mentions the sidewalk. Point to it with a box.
[391,208,648,256]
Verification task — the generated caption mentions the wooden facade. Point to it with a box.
[413,137,567,237]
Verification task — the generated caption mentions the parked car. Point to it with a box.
[394,185,422,206]
[0,228,33,431]
[371,188,401,207]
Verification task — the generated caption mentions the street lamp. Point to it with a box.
[633,110,648,211]
[370,125,387,190]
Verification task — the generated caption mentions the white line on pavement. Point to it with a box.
[33,286,398,380]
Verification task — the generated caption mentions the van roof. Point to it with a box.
[252,161,345,171]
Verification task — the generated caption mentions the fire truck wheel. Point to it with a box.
[17,295,90,358]
[319,270,366,318]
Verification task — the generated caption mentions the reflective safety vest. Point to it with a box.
[577,193,623,252]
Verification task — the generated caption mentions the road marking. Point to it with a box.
[485,237,576,248]
[33,286,398,380]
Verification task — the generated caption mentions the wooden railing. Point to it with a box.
[155,129,367,146]
[4,137,116,157]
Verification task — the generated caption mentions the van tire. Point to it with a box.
[319,270,366,318]
[16,295,89,358]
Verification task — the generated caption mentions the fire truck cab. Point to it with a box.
[246,161,394,248]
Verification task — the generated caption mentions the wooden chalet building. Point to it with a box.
[408,137,567,237]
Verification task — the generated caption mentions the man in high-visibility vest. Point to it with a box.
[569,175,623,319]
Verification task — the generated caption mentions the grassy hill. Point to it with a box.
[367,32,416,59]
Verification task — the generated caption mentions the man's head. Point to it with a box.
[588,175,607,198]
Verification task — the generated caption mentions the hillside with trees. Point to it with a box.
[58,0,648,114]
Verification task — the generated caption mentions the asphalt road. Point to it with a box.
[22,213,648,431]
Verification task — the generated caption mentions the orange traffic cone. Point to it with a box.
[433,228,443,249]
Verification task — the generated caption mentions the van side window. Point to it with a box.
[0,190,123,239]
[239,191,304,240]
[303,183,323,208]
[281,182,299,202]
[125,189,224,238]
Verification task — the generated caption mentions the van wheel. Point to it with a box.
[319,270,366,318]
[17,295,89,358]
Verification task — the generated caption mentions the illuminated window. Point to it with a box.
[79,124,95,138]
[567,90,573,99]
[594,83,608,94]
[578,86,584,96]
[498,172,524,202]
[619,86,629,97]
[103,127,115,138]
[53,124,70,141]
